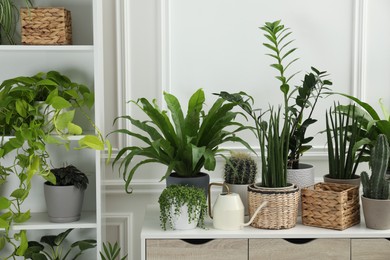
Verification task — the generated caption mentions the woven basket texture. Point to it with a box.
[21,7,72,45]
[248,184,300,230]
[301,182,360,230]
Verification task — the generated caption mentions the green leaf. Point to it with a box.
[0,237,5,251]
[49,96,72,109]
[0,197,11,210]
[0,218,10,229]
[14,210,31,223]
[67,122,83,135]
[15,230,28,256]
[10,189,28,199]
[55,110,75,130]
[78,135,104,150]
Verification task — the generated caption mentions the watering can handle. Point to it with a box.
[208,182,230,219]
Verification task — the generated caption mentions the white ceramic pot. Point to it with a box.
[170,204,200,230]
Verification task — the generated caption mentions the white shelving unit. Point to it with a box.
[0,0,104,258]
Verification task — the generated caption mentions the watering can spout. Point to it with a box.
[242,201,268,227]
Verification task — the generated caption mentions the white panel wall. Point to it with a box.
[101,1,390,259]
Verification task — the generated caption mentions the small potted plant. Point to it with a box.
[361,134,390,229]
[324,103,367,186]
[24,228,96,259]
[111,88,254,195]
[158,184,207,230]
[44,165,89,223]
[223,152,257,215]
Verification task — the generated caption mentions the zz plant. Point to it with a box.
[158,185,207,230]
[361,134,390,199]
[111,88,253,193]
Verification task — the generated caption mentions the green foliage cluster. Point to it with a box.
[361,134,390,199]
[158,185,207,231]
[100,242,127,260]
[224,152,257,185]
[24,229,96,260]
[48,165,89,190]
[326,103,369,179]
[112,88,253,193]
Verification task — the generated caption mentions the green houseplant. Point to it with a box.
[0,0,32,44]
[111,88,254,194]
[324,103,367,184]
[24,228,96,260]
[360,134,390,229]
[223,152,257,215]
[44,165,89,223]
[100,242,127,260]
[158,184,207,230]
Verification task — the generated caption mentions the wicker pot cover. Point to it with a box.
[248,183,300,229]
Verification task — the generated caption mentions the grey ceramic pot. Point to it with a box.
[44,183,85,223]
[323,174,361,187]
[166,172,210,197]
[362,196,390,230]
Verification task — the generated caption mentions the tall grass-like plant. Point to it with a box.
[111,88,254,193]
[326,103,368,179]
[0,0,32,44]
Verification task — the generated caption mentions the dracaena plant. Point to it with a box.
[260,20,332,169]
[111,88,254,193]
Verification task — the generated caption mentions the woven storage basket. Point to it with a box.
[301,182,360,230]
[248,184,300,230]
[21,7,72,45]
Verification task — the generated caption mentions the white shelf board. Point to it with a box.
[141,204,390,240]
[0,45,93,52]
[12,211,97,230]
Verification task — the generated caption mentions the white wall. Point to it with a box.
[102,1,390,259]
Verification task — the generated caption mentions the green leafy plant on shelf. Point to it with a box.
[111,88,254,193]
[0,71,110,258]
[100,242,127,260]
[158,184,207,230]
[23,228,97,260]
[325,103,369,179]
[0,0,32,44]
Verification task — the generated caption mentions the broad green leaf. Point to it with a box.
[10,189,28,199]
[36,79,58,86]
[15,230,28,256]
[55,110,75,130]
[15,99,28,117]
[67,122,83,135]
[50,96,72,109]
[0,197,11,210]
[14,210,31,223]
[0,218,9,229]
[191,145,206,171]
[78,135,104,150]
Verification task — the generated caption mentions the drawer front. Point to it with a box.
[249,238,350,260]
[146,239,248,260]
[352,239,390,260]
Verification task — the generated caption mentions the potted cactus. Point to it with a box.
[223,152,257,215]
[361,134,390,229]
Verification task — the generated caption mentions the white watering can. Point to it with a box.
[208,182,267,230]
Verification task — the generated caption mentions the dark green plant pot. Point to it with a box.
[166,172,210,197]
[44,183,85,223]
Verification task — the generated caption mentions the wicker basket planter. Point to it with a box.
[301,182,360,230]
[21,7,72,45]
[248,183,300,230]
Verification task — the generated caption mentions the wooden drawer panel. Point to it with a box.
[146,239,247,260]
[249,238,350,260]
[352,239,390,260]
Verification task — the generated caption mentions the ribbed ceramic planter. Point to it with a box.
[170,204,200,230]
[44,183,85,223]
[323,174,361,187]
[362,196,390,230]
[166,172,210,197]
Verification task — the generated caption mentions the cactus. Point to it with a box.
[224,152,257,184]
[361,134,390,199]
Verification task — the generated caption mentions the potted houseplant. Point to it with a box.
[158,184,207,230]
[223,152,257,215]
[44,165,89,223]
[24,228,96,259]
[361,134,390,229]
[324,103,367,186]
[100,242,127,260]
[111,88,254,195]
[0,0,32,44]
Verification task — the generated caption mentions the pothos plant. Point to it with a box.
[158,184,207,230]
[0,71,110,258]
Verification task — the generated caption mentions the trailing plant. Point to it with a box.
[260,20,332,169]
[158,184,207,230]
[0,71,110,258]
[111,88,254,193]
[100,241,127,260]
[23,228,97,260]
[47,165,89,190]
[224,152,257,185]
[0,0,32,44]
[326,103,368,179]
[361,134,390,200]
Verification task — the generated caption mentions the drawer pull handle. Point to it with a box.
[284,239,315,245]
[181,239,214,245]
